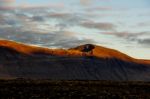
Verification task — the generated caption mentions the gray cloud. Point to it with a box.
[0,8,120,48]
[10,11,89,31]
[80,21,116,31]
[102,31,150,46]
[103,32,146,38]
[48,13,71,19]
[0,27,95,48]
[48,12,88,30]
[31,16,45,22]
[0,9,96,48]
[138,39,150,46]
[0,13,21,27]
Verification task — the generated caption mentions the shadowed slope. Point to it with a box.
[0,40,150,81]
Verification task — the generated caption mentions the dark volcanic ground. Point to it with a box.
[0,80,150,99]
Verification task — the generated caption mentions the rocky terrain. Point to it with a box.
[0,40,150,81]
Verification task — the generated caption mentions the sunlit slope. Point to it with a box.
[70,44,150,65]
[0,40,150,80]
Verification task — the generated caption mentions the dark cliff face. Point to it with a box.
[0,40,150,81]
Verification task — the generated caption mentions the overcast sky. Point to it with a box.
[0,0,150,59]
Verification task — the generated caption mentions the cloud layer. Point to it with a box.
[0,5,149,47]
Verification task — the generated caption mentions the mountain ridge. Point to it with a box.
[0,39,149,65]
[0,39,150,81]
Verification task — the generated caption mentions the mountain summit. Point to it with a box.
[0,40,150,81]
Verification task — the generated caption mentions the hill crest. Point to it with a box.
[0,39,149,65]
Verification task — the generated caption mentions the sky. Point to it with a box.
[0,0,150,59]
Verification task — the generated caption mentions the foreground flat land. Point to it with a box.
[0,80,150,99]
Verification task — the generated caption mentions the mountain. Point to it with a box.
[0,40,150,81]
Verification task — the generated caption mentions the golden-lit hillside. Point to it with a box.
[0,40,149,65]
